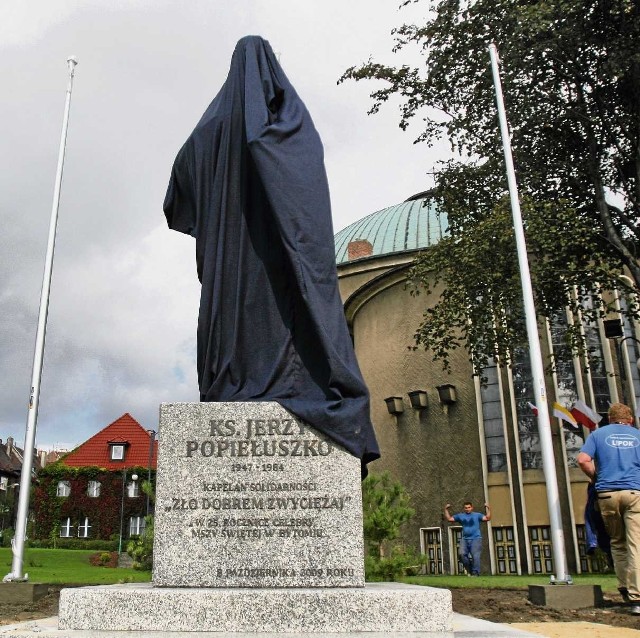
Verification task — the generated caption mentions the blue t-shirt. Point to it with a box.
[453,511,484,539]
[580,424,640,491]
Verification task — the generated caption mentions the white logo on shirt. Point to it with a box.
[605,434,640,449]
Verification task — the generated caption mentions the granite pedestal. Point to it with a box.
[528,584,603,609]
[58,402,453,634]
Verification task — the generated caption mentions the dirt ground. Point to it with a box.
[1,586,640,633]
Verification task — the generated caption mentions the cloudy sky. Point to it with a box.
[0,0,452,451]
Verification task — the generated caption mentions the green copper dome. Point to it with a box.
[334,193,448,264]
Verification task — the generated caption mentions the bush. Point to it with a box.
[362,473,420,581]
[364,545,427,581]
[127,516,154,571]
[1,528,14,548]
[89,551,118,567]
[362,472,414,558]
[28,538,118,551]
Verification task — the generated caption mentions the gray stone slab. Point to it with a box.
[57,583,451,633]
[154,402,364,588]
[0,614,548,637]
[528,584,603,609]
[0,583,48,604]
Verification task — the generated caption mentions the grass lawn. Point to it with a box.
[402,573,619,593]
[0,548,151,585]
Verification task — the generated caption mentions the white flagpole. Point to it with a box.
[488,43,570,583]
[4,56,78,582]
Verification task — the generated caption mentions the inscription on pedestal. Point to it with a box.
[153,402,365,587]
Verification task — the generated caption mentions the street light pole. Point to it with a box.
[118,472,138,555]
[146,430,156,516]
[4,56,78,583]
[489,43,570,583]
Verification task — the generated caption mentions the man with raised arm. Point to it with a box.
[444,501,491,576]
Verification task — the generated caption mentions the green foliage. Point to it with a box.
[126,515,154,570]
[28,538,118,551]
[406,193,629,373]
[141,480,155,505]
[362,472,417,580]
[1,527,14,548]
[341,0,640,372]
[365,545,426,581]
[88,551,118,567]
[34,464,152,541]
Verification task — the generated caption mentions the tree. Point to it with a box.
[341,0,640,373]
[362,472,415,558]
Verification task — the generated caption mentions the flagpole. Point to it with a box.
[3,56,78,583]
[488,43,570,583]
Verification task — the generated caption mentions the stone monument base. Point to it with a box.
[528,583,603,609]
[59,582,452,633]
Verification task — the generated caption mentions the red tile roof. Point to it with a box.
[61,413,157,470]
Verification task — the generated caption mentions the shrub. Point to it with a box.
[362,473,419,581]
[89,551,118,567]
[127,516,154,571]
[28,538,118,551]
[1,528,14,548]
[364,545,427,581]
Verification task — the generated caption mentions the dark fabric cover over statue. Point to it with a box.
[163,36,379,473]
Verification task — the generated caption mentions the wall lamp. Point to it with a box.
[436,383,457,405]
[408,390,428,410]
[603,319,624,339]
[384,396,404,415]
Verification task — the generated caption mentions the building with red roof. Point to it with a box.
[34,413,157,544]
[62,413,157,470]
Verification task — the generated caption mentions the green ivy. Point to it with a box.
[34,464,154,541]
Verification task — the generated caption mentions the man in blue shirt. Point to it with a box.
[578,402,640,614]
[444,501,491,576]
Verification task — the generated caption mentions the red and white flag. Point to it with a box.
[527,402,539,416]
[570,400,602,432]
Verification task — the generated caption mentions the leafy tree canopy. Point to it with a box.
[341,0,640,373]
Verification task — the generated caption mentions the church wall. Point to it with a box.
[346,274,489,573]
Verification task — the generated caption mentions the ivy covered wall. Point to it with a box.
[34,464,154,541]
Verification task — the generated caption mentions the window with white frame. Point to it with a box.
[110,444,125,461]
[127,480,139,497]
[77,517,91,538]
[87,480,101,497]
[0,476,8,491]
[129,516,145,536]
[57,480,71,497]
[60,517,73,537]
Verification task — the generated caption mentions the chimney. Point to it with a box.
[347,239,373,261]
[40,450,47,468]
[6,436,13,456]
